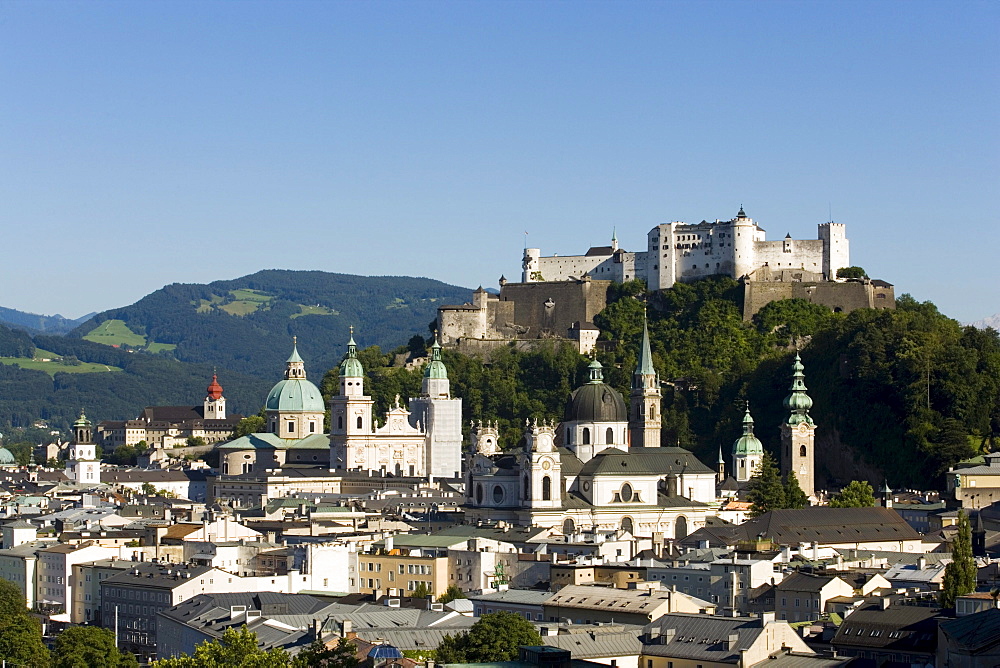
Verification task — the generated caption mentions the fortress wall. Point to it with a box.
[500,280,612,339]
[753,239,826,275]
[438,306,488,345]
[743,280,896,320]
[536,254,606,282]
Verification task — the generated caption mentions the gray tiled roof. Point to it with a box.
[542,630,643,658]
[736,507,921,545]
[831,603,941,652]
[468,590,552,606]
[938,607,1000,651]
[642,613,766,662]
[578,448,713,476]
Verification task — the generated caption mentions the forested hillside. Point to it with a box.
[69,270,472,379]
[0,326,269,432]
[0,306,89,335]
[329,277,1000,489]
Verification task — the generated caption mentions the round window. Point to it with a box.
[493,485,504,504]
[621,483,633,503]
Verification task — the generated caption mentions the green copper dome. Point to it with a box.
[265,378,325,413]
[783,353,814,426]
[565,360,628,422]
[267,340,324,413]
[73,411,92,428]
[732,407,764,456]
[425,337,447,380]
[340,330,365,378]
[0,447,15,466]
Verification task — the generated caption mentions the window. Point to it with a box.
[357,416,363,429]
[287,422,294,434]
[542,476,551,501]
[337,416,343,429]
[583,428,590,445]
[606,427,614,444]
[800,445,806,457]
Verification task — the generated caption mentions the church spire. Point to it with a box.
[340,327,365,378]
[284,337,306,379]
[633,314,657,384]
[783,352,814,425]
[629,311,661,448]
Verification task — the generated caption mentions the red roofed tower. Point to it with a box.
[204,374,226,420]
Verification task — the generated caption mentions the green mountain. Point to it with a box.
[69,270,472,379]
[0,306,93,335]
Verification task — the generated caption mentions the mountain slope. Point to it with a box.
[0,306,93,335]
[70,270,472,378]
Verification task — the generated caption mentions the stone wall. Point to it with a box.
[742,278,895,320]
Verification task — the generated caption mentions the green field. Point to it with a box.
[291,304,338,319]
[146,342,177,353]
[219,289,274,316]
[83,319,147,347]
[193,294,225,313]
[0,348,121,376]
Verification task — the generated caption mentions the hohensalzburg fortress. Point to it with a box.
[522,207,849,288]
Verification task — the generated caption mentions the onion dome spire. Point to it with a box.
[783,352,814,425]
[425,331,448,380]
[340,326,364,378]
[732,404,764,455]
[206,373,223,401]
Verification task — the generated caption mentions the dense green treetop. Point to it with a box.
[829,480,876,508]
[152,626,289,667]
[436,611,543,663]
[52,627,137,668]
[0,578,52,668]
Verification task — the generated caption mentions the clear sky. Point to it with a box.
[1,1,996,323]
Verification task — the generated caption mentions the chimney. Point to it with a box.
[917,557,927,570]
[726,633,739,651]
[759,611,775,624]
[662,628,675,644]
[340,620,353,637]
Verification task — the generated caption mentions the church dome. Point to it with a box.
[0,447,15,466]
[425,337,447,380]
[565,360,628,423]
[732,408,764,455]
[265,378,325,413]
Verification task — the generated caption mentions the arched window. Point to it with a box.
[675,515,688,539]
[583,428,591,445]
[800,445,807,457]
[337,416,343,430]
[356,416,363,429]
[475,484,483,504]
[606,427,614,444]
[542,476,551,501]
[563,518,575,535]
[523,475,530,500]
[650,405,656,420]
[566,428,572,445]
[620,517,634,534]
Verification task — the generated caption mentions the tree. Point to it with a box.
[829,480,876,508]
[186,436,207,447]
[940,510,978,608]
[411,582,431,599]
[0,577,51,668]
[231,411,266,439]
[438,584,468,604]
[53,626,137,668]
[747,452,786,517]
[836,266,867,279]
[152,626,289,667]
[783,473,809,509]
[291,637,359,668]
[435,611,543,663]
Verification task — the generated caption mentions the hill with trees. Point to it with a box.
[69,270,472,379]
[0,305,92,335]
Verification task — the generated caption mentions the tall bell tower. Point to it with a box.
[780,353,816,500]
[630,315,661,448]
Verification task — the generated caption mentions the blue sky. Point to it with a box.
[1,1,996,322]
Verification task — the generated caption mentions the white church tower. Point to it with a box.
[408,335,463,479]
[329,329,376,471]
[65,410,100,485]
[203,373,226,420]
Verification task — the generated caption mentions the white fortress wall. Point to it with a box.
[753,238,826,274]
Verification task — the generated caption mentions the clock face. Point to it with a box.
[799,424,808,433]
[541,459,551,470]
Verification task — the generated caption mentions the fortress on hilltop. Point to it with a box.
[521,207,848,288]
[438,207,893,352]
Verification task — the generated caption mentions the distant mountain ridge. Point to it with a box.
[971,313,1000,330]
[0,306,94,335]
[69,270,472,379]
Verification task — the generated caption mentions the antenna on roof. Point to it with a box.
[828,202,833,224]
